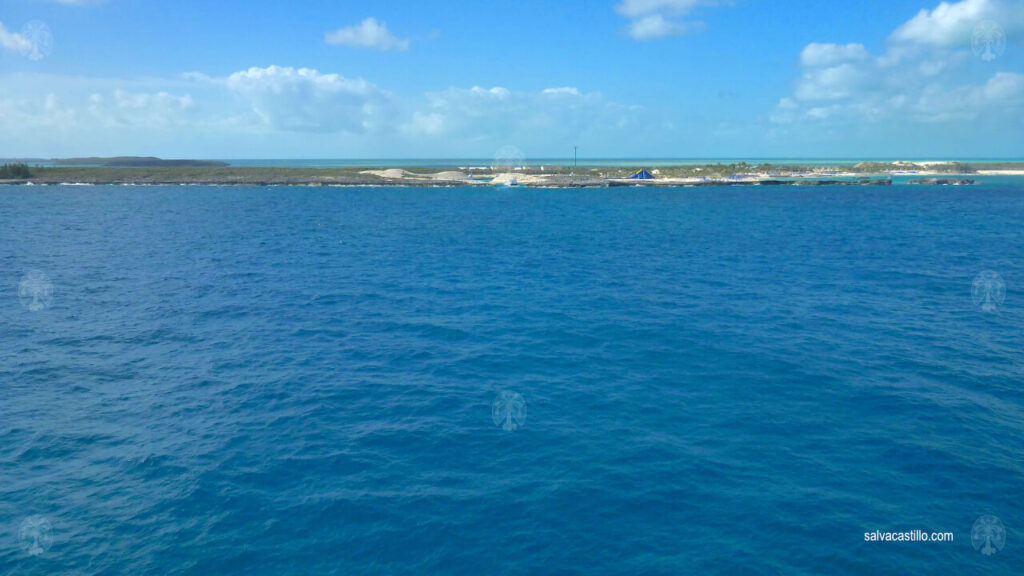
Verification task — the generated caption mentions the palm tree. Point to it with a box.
[972,271,1004,313]
[19,516,53,556]
[21,21,53,61]
[491,391,527,431]
[973,22,1005,62]
[18,271,53,312]
[972,515,1005,556]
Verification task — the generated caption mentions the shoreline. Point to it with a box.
[1,161,1021,188]
[2,178,983,188]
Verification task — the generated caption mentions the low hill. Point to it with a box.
[54,156,229,168]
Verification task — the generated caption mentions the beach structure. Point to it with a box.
[627,169,654,180]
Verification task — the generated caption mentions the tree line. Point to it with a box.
[0,163,32,178]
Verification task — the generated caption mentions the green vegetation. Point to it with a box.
[22,165,388,185]
[1,160,1019,187]
[849,161,975,174]
[0,163,31,179]
[54,156,230,168]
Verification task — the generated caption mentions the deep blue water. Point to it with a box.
[2,184,1023,575]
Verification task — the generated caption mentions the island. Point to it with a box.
[0,159,1019,188]
[53,156,230,168]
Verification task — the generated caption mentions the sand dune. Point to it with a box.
[432,171,468,180]
[360,168,418,179]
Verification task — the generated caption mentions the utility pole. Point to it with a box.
[572,145,577,182]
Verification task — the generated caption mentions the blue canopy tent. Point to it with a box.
[627,169,654,180]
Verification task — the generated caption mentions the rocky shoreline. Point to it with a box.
[0,175,899,188]
[906,178,976,185]
[0,160,1002,188]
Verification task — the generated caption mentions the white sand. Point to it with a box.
[359,168,425,179]
[490,173,547,185]
[362,169,479,181]
[892,160,955,166]
[432,171,469,180]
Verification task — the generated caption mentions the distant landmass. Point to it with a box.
[2,158,1021,187]
[53,157,229,168]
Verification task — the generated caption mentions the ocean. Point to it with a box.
[2,183,1022,574]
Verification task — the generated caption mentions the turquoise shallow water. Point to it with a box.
[217,158,1024,168]
[1,184,1022,574]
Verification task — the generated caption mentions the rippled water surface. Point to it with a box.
[2,184,1022,574]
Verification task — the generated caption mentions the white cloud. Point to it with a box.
[88,89,195,128]
[405,112,444,136]
[467,86,511,99]
[0,62,685,157]
[542,87,581,96]
[0,21,33,54]
[225,65,391,133]
[626,15,693,40]
[983,70,1024,99]
[399,85,640,152]
[324,18,410,51]
[774,0,1024,127]
[0,92,77,128]
[913,72,1024,121]
[112,89,194,111]
[616,0,706,18]
[615,0,720,40]
[793,63,873,101]
[800,43,869,67]
[769,97,799,124]
[889,0,1018,47]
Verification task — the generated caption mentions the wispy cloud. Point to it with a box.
[615,0,721,40]
[88,89,195,128]
[400,85,636,146]
[800,43,870,68]
[0,21,33,54]
[0,65,657,158]
[324,17,410,51]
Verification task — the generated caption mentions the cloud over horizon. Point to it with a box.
[225,66,392,133]
[0,66,650,157]
[0,0,1020,158]
[772,0,1024,127]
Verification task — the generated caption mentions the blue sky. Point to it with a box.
[0,0,1022,159]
